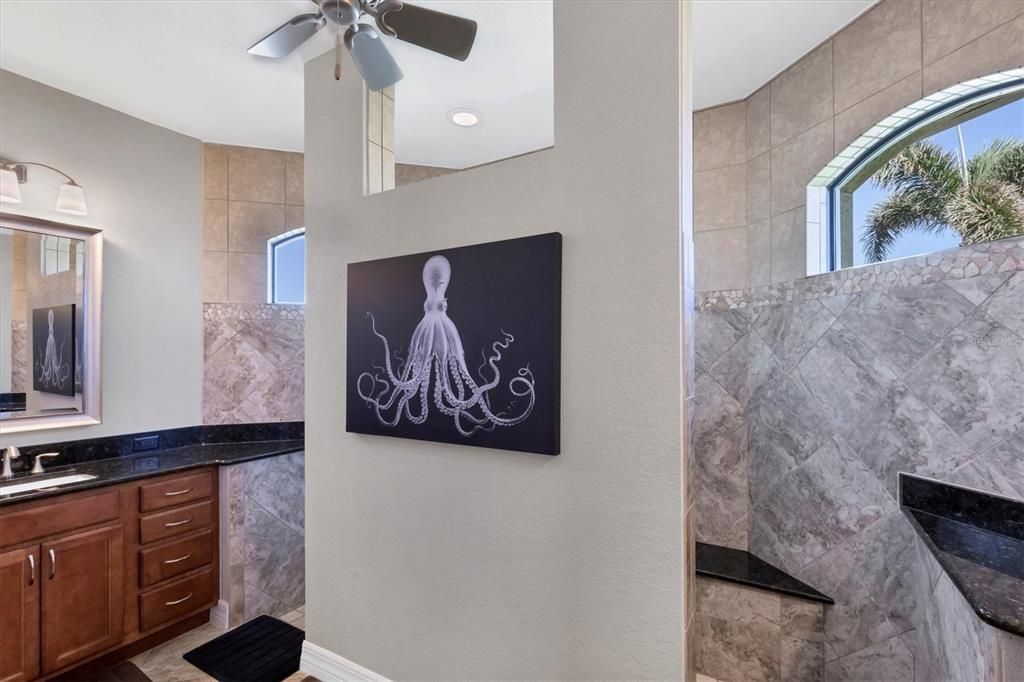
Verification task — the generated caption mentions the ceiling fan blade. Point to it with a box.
[248,13,325,58]
[375,2,477,62]
[345,25,404,92]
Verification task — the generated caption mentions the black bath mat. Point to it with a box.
[183,615,304,682]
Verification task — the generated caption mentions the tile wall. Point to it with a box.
[202,144,304,303]
[693,237,1024,680]
[221,450,306,626]
[692,2,1024,677]
[366,86,396,194]
[692,0,1024,291]
[202,303,304,424]
[696,577,826,681]
[201,144,305,424]
[7,230,28,393]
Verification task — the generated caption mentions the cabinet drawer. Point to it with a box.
[139,530,214,587]
[0,489,120,549]
[139,500,213,544]
[139,567,216,632]
[139,471,213,512]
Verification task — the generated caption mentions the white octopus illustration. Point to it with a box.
[357,255,536,436]
[36,309,71,391]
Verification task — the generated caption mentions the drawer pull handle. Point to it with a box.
[164,553,193,565]
[164,488,193,497]
[165,592,193,606]
[48,548,56,579]
[28,554,35,585]
[164,517,192,528]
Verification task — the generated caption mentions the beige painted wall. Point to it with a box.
[302,1,695,678]
[0,69,202,447]
[693,0,1024,291]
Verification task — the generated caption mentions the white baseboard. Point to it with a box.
[300,640,390,682]
[208,599,230,630]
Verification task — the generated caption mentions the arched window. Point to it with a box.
[808,68,1024,273]
[267,228,306,304]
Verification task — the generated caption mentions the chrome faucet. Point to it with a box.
[2,445,20,480]
[31,453,61,475]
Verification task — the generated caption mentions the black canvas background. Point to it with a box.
[346,233,561,455]
[31,303,76,396]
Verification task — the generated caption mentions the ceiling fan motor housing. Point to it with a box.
[319,0,361,26]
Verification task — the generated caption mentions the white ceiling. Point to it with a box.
[390,1,552,169]
[692,0,877,110]
[1,0,876,161]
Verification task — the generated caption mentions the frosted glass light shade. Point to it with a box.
[55,181,87,215]
[0,166,21,203]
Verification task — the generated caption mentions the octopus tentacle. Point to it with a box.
[473,330,515,392]
[357,257,538,436]
[366,312,425,389]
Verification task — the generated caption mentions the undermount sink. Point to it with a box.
[0,473,97,496]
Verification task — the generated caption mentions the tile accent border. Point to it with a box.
[300,641,391,682]
[203,302,305,322]
[697,236,1024,312]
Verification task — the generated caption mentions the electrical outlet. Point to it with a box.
[133,435,160,452]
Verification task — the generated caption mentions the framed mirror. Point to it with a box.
[0,213,102,433]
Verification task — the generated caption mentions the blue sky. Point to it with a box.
[850,97,1024,266]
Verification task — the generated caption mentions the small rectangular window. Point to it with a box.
[268,228,306,305]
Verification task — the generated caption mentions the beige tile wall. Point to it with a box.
[367,86,396,194]
[692,0,1024,291]
[202,144,304,303]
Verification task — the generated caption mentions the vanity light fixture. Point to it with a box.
[0,165,21,203]
[0,159,88,216]
[449,109,480,127]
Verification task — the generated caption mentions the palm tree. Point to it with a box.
[861,136,1024,263]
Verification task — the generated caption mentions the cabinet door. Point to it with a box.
[0,546,40,682]
[41,525,124,674]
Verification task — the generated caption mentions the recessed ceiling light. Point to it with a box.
[449,109,481,127]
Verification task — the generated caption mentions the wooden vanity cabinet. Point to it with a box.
[40,525,125,674]
[0,546,40,682]
[0,467,218,681]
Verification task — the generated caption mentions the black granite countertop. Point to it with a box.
[695,542,834,604]
[0,422,303,507]
[900,473,1024,637]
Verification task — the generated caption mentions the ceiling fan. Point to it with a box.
[248,0,478,91]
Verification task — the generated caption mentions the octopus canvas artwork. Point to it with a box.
[31,304,76,397]
[347,233,561,455]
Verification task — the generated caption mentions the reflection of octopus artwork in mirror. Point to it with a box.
[32,304,75,396]
[347,233,561,455]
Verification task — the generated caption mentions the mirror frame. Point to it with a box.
[0,212,103,433]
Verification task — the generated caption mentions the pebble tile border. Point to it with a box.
[697,236,1024,312]
[203,302,305,322]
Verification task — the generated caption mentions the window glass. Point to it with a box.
[269,229,305,304]
[835,93,1023,268]
[40,235,72,275]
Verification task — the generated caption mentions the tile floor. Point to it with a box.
[130,607,311,682]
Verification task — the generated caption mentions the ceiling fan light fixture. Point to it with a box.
[345,24,404,91]
[449,109,480,127]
